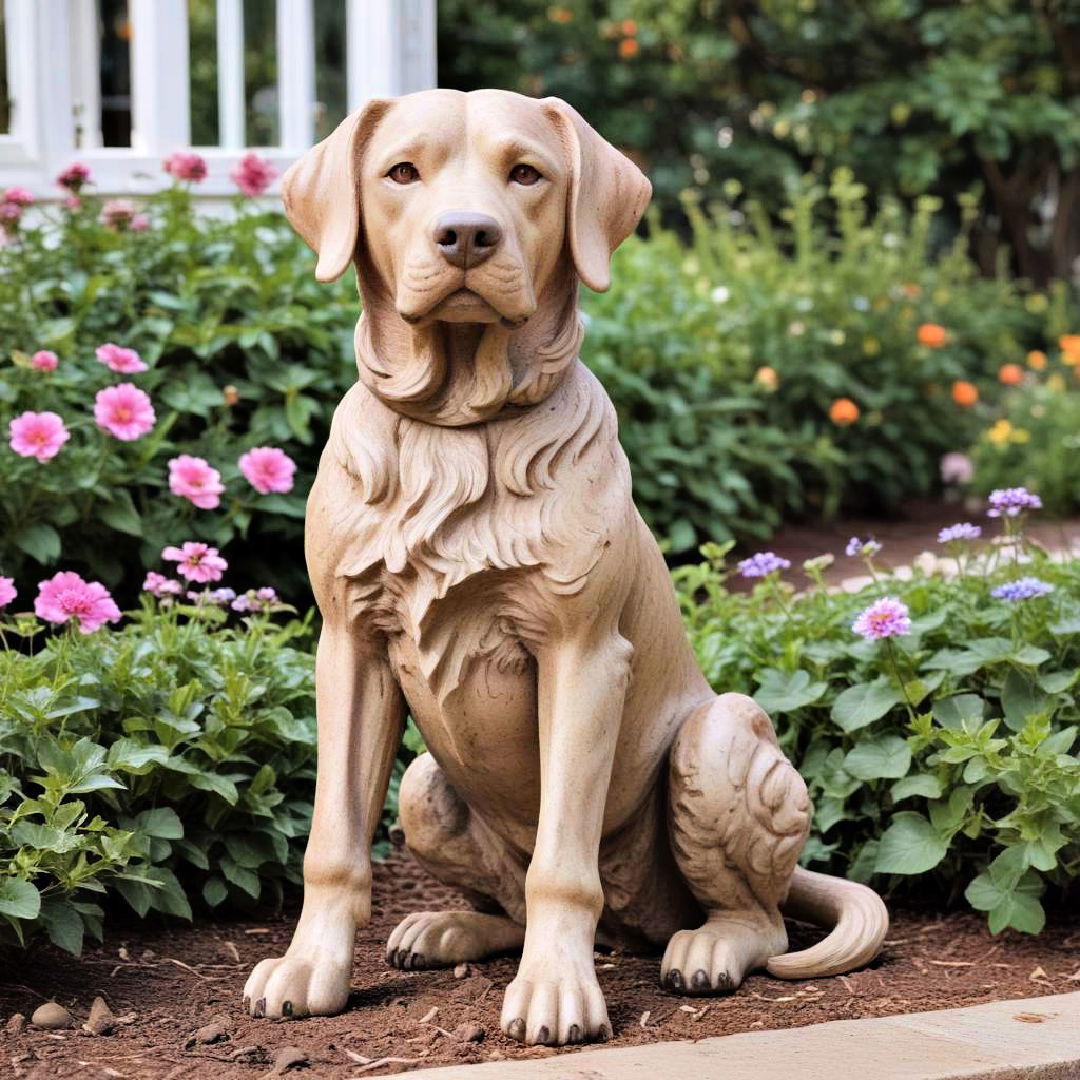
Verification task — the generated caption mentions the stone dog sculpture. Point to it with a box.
[244,88,888,1045]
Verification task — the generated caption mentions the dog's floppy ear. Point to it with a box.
[281,99,392,283]
[543,98,652,292]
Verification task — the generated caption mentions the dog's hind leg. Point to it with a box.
[663,693,811,995]
[388,752,527,970]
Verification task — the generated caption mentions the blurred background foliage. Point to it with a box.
[439,0,1080,286]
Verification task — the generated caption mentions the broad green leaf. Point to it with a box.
[135,807,183,839]
[1001,668,1050,731]
[844,736,911,780]
[932,694,985,729]
[98,491,142,537]
[40,898,85,956]
[890,774,943,801]
[753,668,827,714]
[875,812,948,875]
[13,523,61,564]
[831,677,903,733]
[0,878,41,920]
[202,876,228,907]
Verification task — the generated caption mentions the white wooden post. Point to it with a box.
[129,0,190,155]
[276,0,316,150]
[28,0,76,162]
[68,0,102,150]
[346,0,436,110]
[216,0,246,149]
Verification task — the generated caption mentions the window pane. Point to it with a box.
[189,0,219,146]
[314,0,346,140]
[244,0,277,147]
[99,0,132,147]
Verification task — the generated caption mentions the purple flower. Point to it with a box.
[991,577,1054,602]
[987,488,1042,518]
[255,586,277,602]
[938,523,982,544]
[208,587,237,604]
[737,552,792,579]
[231,595,253,613]
[852,597,911,640]
[846,537,882,558]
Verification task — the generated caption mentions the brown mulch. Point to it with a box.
[3,851,1079,1078]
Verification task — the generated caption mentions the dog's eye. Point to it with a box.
[509,164,542,186]
[387,162,420,185]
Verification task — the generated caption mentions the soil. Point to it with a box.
[3,851,1080,1079]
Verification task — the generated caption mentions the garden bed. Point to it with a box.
[4,850,1080,1079]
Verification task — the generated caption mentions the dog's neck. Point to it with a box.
[354,268,583,427]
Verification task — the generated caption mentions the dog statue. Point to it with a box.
[244,89,888,1045]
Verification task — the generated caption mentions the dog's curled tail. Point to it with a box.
[767,866,888,979]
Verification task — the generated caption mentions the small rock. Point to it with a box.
[117,947,131,961]
[263,1046,308,1076]
[190,1021,227,1046]
[453,963,471,979]
[231,1045,272,1065]
[84,997,115,1036]
[31,1003,73,1030]
[140,949,156,963]
[454,1022,484,1043]
[7,1012,26,1035]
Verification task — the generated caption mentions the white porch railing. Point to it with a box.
[0,0,436,197]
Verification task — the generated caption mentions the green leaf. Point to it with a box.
[932,694,985,729]
[98,491,142,537]
[891,774,943,801]
[1001,668,1050,732]
[202,876,228,907]
[40,898,85,956]
[753,668,827,714]
[135,807,183,839]
[831,677,903,733]
[0,877,41,920]
[965,851,1045,934]
[875,812,948,875]
[13,523,61,564]
[844,735,911,780]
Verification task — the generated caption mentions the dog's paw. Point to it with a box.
[386,910,525,970]
[660,915,785,996]
[243,952,351,1019]
[500,963,610,1046]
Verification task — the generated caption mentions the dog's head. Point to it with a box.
[283,89,650,422]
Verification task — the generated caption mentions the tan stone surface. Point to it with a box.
[414,992,1080,1079]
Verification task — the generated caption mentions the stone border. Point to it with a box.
[413,992,1080,1079]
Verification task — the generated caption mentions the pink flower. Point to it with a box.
[31,350,58,371]
[852,597,911,640]
[0,203,23,223]
[168,455,225,509]
[162,541,228,583]
[57,163,92,192]
[0,576,16,608]
[9,411,70,461]
[95,342,148,374]
[239,446,296,495]
[35,572,120,633]
[63,195,82,211]
[3,187,34,207]
[230,153,278,197]
[94,383,156,441]
[163,151,208,183]
[142,571,182,597]
[100,198,139,230]
[130,212,151,232]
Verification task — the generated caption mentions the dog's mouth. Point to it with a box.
[399,285,533,330]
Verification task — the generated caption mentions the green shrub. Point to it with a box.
[583,175,1072,551]
[676,507,1080,934]
[0,599,317,954]
[970,338,1080,516]
[0,183,356,602]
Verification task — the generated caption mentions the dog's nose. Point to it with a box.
[432,212,503,269]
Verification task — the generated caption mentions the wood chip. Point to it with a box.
[348,1057,422,1075]
[418,1007,438,1025]
[1014,1013,1048,1023]
[638,1010,651,1029]
[223,942,241,964]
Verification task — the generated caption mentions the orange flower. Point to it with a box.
[754,366,778,390]
[547,5,573,22]
[1027,350,1047,370]
[1061,334,1080,365]
[618,37,639,58]
[998,363,1023,386]
[621,18,638,35]
[829,398,859,426]
[917,323,948,348]
[901,283,921,298]
[952,380,979,406]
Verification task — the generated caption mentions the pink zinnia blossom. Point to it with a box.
[0,576,16,608]
[162,541,228,583]
[63,195,82,211]
[34,571,120,633]
[57,163,92,192]
[100,198,139,230]
[3,187,34,207]
[230,153,278,197]
[94,383,156,441]
[31,350,58,371]
[239,446,296,495]
[852,597,911,640]
[163,151,208,183]
[0,203,23,223]
[142,571,182,598]
[9,411,70,462]
[168,455,225,509]
[129,212,150,232]
[95,342,148,374]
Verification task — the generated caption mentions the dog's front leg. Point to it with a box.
[500,628,632,1046]
[244,624,404,1018]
